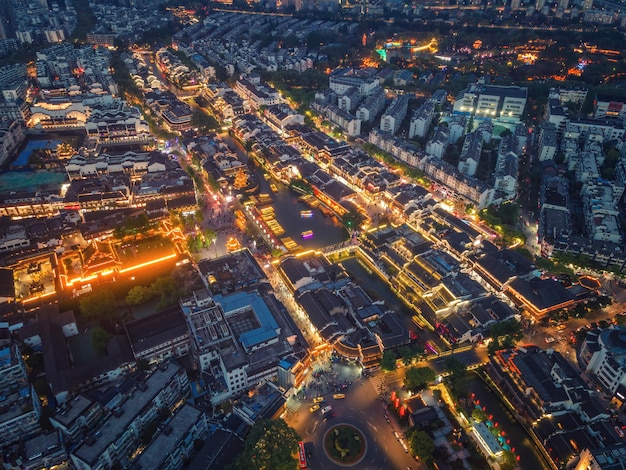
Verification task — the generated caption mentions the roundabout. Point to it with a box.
[323,423,367,466]
[285,362,424,469]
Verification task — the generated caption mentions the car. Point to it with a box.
[556,324,567,331]
[545,336,556,343]
[615,426,624,438]
[333,393,345,399]
[309,404,320,413]
[313,396,324,403]
[321,405,333,414]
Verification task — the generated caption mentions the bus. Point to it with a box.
[298,441,308,470]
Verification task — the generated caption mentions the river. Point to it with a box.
[462,374,550,470]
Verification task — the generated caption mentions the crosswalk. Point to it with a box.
[286,396,303,413]
[367,370,405,396]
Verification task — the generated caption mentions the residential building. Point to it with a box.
[130,404,209,470]
[545,98,568,135]
[554,87,588,106]
[70,362,189,470]
[329,68,379,98]
[538,123,558,161]
[0,117,24,166]
[421,156,494,209]
[409,101,435,139]
[50,395,104,444]
[23,430,68,470]
[595,93,626,119]
[539,176,570,258]
[369,128,422,167]
[425,126,449,159]
[311,102,361,137]
[447,115,467,143]
[356,87,386,123]
[0,340,41,447]
[493,151,518,202]
[337,86,362,113]
[380,95,409,135]
[458,131,483,177]
[581,182,624,244]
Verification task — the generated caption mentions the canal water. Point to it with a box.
[254,175,349,250]
[222,133,349,249]
[462,374,550,470]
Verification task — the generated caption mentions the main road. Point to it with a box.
[286,369,425,470]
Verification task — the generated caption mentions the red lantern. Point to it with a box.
[391,391,396,401]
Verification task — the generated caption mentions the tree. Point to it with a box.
[231,418,300,470]
[472,407,488,422]
[404,366,436,391]
[191,110,220,133]
[79,289,116,321]
[381,350,397,371]
[91,327,111,354]
[126,285,149,305]
[443,357,467,388]
[406,428,435,462]
[399,345,414,365]
[150,276,180,309]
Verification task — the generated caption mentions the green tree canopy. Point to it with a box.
[404,366,436,391]
[381,350,397,371]
[79,289,116,321]
[406,428,435,462]
[231,418,300,470]
[191,110,220,133]
[444,357,467,380]
[126,285,148,306]
[91,327,111,354]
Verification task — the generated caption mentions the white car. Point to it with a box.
[321,405,333,415]
[545,336,556,343]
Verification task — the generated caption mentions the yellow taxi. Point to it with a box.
[333,393,345,400]
[309,404,320,413]
[313,396,324,403]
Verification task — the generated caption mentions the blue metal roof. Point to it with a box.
[215,291,280,349]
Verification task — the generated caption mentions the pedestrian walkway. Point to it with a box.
[287,396,303,413]
[368,374,387,396]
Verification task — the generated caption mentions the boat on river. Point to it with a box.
[301,230,314,239]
